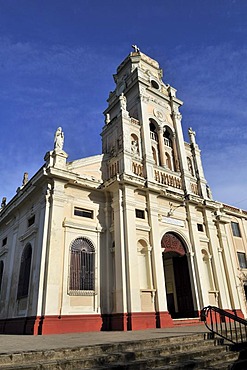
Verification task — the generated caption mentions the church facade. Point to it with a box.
[1,49,247,335]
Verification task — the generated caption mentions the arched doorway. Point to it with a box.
[161,233,197,319]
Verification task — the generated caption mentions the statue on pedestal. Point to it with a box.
[119,93,127,111]
[54,127,64,150]
[188,127,196,145]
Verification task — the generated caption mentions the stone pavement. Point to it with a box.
[0,325,207,354]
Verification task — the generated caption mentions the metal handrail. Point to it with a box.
[201,305,247,344]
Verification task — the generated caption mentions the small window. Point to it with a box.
[74,207,93,219]
[231,222,241,237]
[28,215,35,227]
[2,237,7,247]
[237,252,247,269]
[151,80,159,89]
[197,224,203,232]
[135,209,145,219]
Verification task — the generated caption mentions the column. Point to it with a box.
[157,126,166,167]
[171,133,180,172]
[111,186,128,330]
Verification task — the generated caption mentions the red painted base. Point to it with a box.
[128,312,157,330]
[110,313,129,331]
[109,311,174,331]
[231,309,244,319]
[209,309,245,324]
[156,311,174,328]
[2,308,241,335]
[0,314,102,335]
[39,314,102,334]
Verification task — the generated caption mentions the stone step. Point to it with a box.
[0,334,206,367]
[0,332,241,370]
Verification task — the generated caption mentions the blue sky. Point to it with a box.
[1,0,247,209]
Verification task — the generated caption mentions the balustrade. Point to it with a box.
[109,161,119,178]
[132,161,144,177]
[154,168,182,189]
[150,132,158,141]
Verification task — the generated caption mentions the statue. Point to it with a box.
[188,127,196,145]
[119,93,127,111]
[54,127,64,150]
[131,140,139,155]
[1,197,6,209]
[105,113,110,125]
[22,172,28,186]
[206,185,213,200]
[187,158,194,176]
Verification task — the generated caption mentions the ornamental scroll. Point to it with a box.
[161,233,186,256]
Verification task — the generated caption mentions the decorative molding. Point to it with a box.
[159,215,184,227]
[0,246,8,257]
[63,218,103,233]
[19,226,38,243]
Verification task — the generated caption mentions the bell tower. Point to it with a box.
[101,47,209,198]
[101,48,211,330]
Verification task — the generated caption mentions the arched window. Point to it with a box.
[163,130,172,147]
[149,120,158,141]
[0,261,4,297]
[69,237,95,292]
[17,244,32,299]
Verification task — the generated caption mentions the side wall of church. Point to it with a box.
[0,177,48,334]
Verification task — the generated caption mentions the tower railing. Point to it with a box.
[201,305,247,345]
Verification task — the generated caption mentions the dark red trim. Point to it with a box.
[127,312,157,330]
[156,311,174,328]
[39,314,102,334]
[110,313,128,331]
[1,309,242,335]
[230,309,244,319]
[0,314,102,335]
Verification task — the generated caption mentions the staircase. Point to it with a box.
[0,331,244,370]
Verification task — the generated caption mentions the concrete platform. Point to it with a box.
[0,325,207,354]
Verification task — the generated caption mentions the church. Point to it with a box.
[0,48,247,335]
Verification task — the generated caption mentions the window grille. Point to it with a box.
[17,244,32,299]
[69,237,95,293]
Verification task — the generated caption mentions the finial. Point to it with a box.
[132,44,140,53]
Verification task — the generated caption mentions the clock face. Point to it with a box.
[153,108,164,121]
